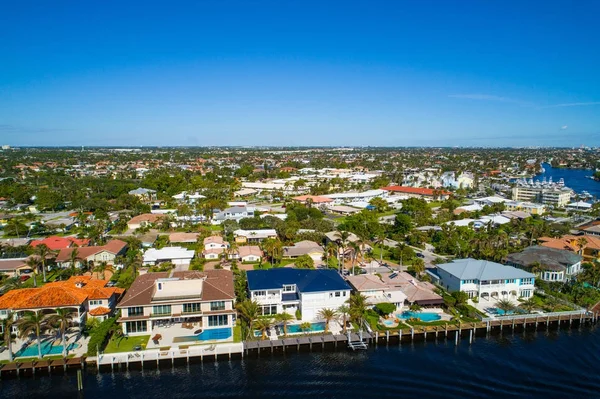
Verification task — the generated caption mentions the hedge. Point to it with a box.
[87,316,117,356]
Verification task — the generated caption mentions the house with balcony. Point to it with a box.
[202,236,229,259]
[246,269,351,321]
[346,274,407,310]
[505,246,582,283]
[116,270,236,345]
[212,206,253,225]
[434,259,535,302]
[234,229,277,244]
[0,276,123,327]
[55,239,128,269]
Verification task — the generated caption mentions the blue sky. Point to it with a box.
[1,1,599,147]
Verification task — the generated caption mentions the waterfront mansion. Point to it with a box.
[246,269,351,321]
[434,259,535,301]
[116,270,235,340]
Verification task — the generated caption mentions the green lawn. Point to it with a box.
[104,335,150,353]
[233,324,242,343]
[427,201,443,208]
[370,246,393,262]
[209,225,223,231]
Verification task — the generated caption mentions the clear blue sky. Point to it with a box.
[1,1,599,147]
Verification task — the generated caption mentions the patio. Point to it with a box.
[0,330,89,362]
[470,295,522,317]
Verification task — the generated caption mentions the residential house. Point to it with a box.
[234,229,277,244]
[282,241,324,263]
[381,186,450,200]
[434,259,535,301]
[578,221,600,237]
[505,246,582,282]
[504,200,546,215]
[116,270,236,342]
[440,172,474,189]
[128,188,157,201]
[0,258,32,278]
[291,195,334,207]
[538,234,600,263]
[0,276,123,325]
[378,272,444,306]
[172,191,206,203]
[143,247,195,266]
[202,236,229,259]
[246,269,351,321]
[55,239,128,269]
[212,206,253,225]
[127,213,165,230]
[169,232,200,244]
[30,236,90,250]
[234,246,263,262]
[346,274,407,310]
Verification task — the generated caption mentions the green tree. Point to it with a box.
[496,299,516,314]
[236,300,260,339]
[374,302,396,317]
[317,308,338,334]
[451,291,469,306]
[17,311,50,359]
[34,244,51,283]
[46,308,75,358]
[299,321,312,335]
[295,254,315,269]
[346,292,369,327]
[275,312,294,336]
[394,213,412,235]
[1,312,16,362]
[337,305,350,334]
[254,318,273,340]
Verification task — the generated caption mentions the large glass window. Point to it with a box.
[183,303,201,313]
[207,315,228,327]
[152,305,171,315]
[126,320,147,333]
[210,301,226,311]
[259,305,277,316]
[128,307,144,317]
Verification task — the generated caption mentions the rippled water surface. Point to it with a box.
[3,326,600,399]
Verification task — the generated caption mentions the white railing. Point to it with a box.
[479,309,588,322]
[97,342,244,366]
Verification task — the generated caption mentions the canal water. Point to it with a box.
[538,163,600,199]
[2,326,600,398]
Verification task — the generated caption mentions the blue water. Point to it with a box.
[15,341,78,358]
[537,162,600,198]
[286,322,326,333]
[172,327,232,343]
[397,311,442,322]
[381,319,396,326]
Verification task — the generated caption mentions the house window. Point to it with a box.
[521,278,533,285]
[259,305,277,316]
[506,279,516,284]
[207,315,228,327]
[89,300,102,306]
[210,301,226,311]
[253,291,266,297]
[283,285,296,292]
[343,291,347,297]
[128,307,144,317]
[335,292,341,297]
[183,303,202,313]
[126,320,147,333]
[152,305,171,316]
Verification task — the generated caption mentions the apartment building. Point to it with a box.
[511,182,571,208]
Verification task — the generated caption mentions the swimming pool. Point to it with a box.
[396,311,441,322]
[286,322,326,334]
[15,341,79,358]
[173,327,232,343]
[381,319,397,327]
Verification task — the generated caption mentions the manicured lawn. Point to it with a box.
[104,335,150,353]
[370,246,393,262]
[427,201,443,208]
[233,324,242,343]
[209,225,223,231]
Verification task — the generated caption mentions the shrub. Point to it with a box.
[87,317,117,356]
[375,302,396,316]
[295,309,302,320]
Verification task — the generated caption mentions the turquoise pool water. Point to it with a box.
[15,341,78,358]
[381,319,396,327]
[286,322,326,334]
[173,327,232,343]
[396,311,441,322]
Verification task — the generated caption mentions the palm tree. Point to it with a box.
[275,312,294,336]
[34,244,50,282]
[299,321,312,336]
[45,308,74,357]
[236,300,260,339]
[519,298,537,314]
[25,257,39,287]
[1,312,16,362]
[93,261,109,280]
[409,303,422,313]
[69,248,80,274]
[17,311,49,359]
[334,230,350,275]
[576,237,588,256]
[411,258,425,278]
[337,305,350,334]
[317,308,338,334]
[325,242,337,268]
[496,299,516,314]
[346,292,368,328]
[374,233,386,265]
[254,318,273,340]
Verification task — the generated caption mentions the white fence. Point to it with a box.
[479,309,588,323]
[96,342,244,366]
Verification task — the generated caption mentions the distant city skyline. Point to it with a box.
[1,1,599,147]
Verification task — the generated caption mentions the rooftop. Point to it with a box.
[505,246,582,272]
[247,269,351,293]
[436,259,534,280]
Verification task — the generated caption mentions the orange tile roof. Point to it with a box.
[0,276,122,310]
[30,236,90,250]
[55,240,127,262]
[538,235,600,252]
[89,306,111,316]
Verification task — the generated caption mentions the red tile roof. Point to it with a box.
[55,240,127,262]
[30,236,90,251]
[89,306,111,316]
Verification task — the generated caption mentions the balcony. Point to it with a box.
[149,312,172,318]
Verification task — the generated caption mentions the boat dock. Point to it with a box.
[0,357,85,378]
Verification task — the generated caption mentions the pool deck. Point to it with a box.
[145,325,233,349]
[0,331,89,362]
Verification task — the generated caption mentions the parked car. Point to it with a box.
[416,253,425,258]
[19,275,31,282]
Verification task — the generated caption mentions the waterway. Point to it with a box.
[3,326,600,398]
[537,162,600,199]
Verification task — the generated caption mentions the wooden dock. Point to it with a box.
[0,357,86,379]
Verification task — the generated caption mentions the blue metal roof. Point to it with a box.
[247,269,351,293]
